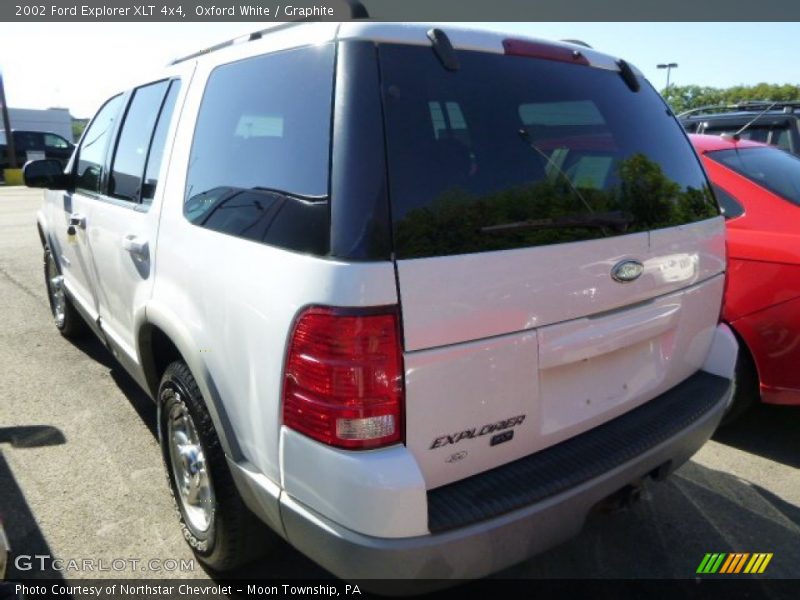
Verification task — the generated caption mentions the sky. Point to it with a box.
[0,22,798,118]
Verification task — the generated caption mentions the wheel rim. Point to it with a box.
[166,394,215,533]
[46,255,66,328]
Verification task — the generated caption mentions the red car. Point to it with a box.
[691,133,800,419]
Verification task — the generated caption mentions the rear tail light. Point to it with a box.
[282,306,404,450]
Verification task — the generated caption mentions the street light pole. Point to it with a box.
[657,63,678,92]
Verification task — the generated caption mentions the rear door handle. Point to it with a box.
[122,235,149,259]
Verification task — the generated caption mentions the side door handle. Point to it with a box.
[67,212,86,235]
[122,234,149,259]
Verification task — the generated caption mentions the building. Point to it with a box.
[6,107,74,141]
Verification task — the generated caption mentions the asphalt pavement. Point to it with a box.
[0,187,797,590]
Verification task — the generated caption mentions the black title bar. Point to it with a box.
[4,0,800,21]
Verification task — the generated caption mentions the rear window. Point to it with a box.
[709,146,800,207]
[380,45,718,259]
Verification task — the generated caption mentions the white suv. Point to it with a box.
[25,22,737,580]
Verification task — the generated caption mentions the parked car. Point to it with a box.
[0,129,74,176]
[680,102,800,157]
[23,21,737,581]
[691,133,800,420]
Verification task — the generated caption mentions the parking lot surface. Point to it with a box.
[0,187,798,588]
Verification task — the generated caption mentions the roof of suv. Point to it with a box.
[170,22,634,76]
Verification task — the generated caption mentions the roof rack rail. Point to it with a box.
[678,100,800,119]
[169,0,369,66]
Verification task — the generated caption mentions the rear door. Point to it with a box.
[379,44,725,489]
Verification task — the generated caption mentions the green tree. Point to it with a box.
[71,119,88,142]
[662,83,800,114]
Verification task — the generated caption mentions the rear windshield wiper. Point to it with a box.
[481,211,635,234]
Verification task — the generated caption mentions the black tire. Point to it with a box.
[720,342,759,427]
[158,360,268,571]
[43,246,87,338]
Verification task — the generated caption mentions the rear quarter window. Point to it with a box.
[380,45,719,259]
[184,44,335,256]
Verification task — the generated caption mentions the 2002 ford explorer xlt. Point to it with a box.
[24,22,737,581]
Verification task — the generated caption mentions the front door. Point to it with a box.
[52,95,125,324]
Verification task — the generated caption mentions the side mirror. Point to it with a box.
[23,159,71,190]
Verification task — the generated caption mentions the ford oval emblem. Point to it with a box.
[611,260,644,283]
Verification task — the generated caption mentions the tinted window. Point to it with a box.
[773,128,792,151]
[710,146,800,206]
[109,81,169,202]
[712,184,745,219]
[76,95,124,193]
[184,44,334,255]
[44,134,70,149]
[142,81,180,204]
[380,46,718,259]
[15,131,42,152]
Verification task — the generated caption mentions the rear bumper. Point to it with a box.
[277,369,732,580]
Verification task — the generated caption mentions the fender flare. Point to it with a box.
[138,301,243,461]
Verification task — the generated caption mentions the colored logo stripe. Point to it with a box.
[697,553,726,574]
[745,553,773,574]
[719,553,748,573]
[697,552,772,575]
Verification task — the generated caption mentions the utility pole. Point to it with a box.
[657,63,678,92]
[0,71,18,169]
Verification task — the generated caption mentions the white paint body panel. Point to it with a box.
[280,427,429,538]
[398,219,725,351]
[46,189,98,319]
[400,219,726,490]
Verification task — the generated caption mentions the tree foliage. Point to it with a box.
[662,83,800,114]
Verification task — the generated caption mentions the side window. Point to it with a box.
[15,132,42,151]
[44,134,70,150]
[141,81,181,204]
[109,81,170,202]
[76,95,124,194]
[184,44,335,255]
[712,184,745,219]
[772,128,791,151]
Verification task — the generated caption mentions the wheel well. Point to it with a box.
[140,324,183,399]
